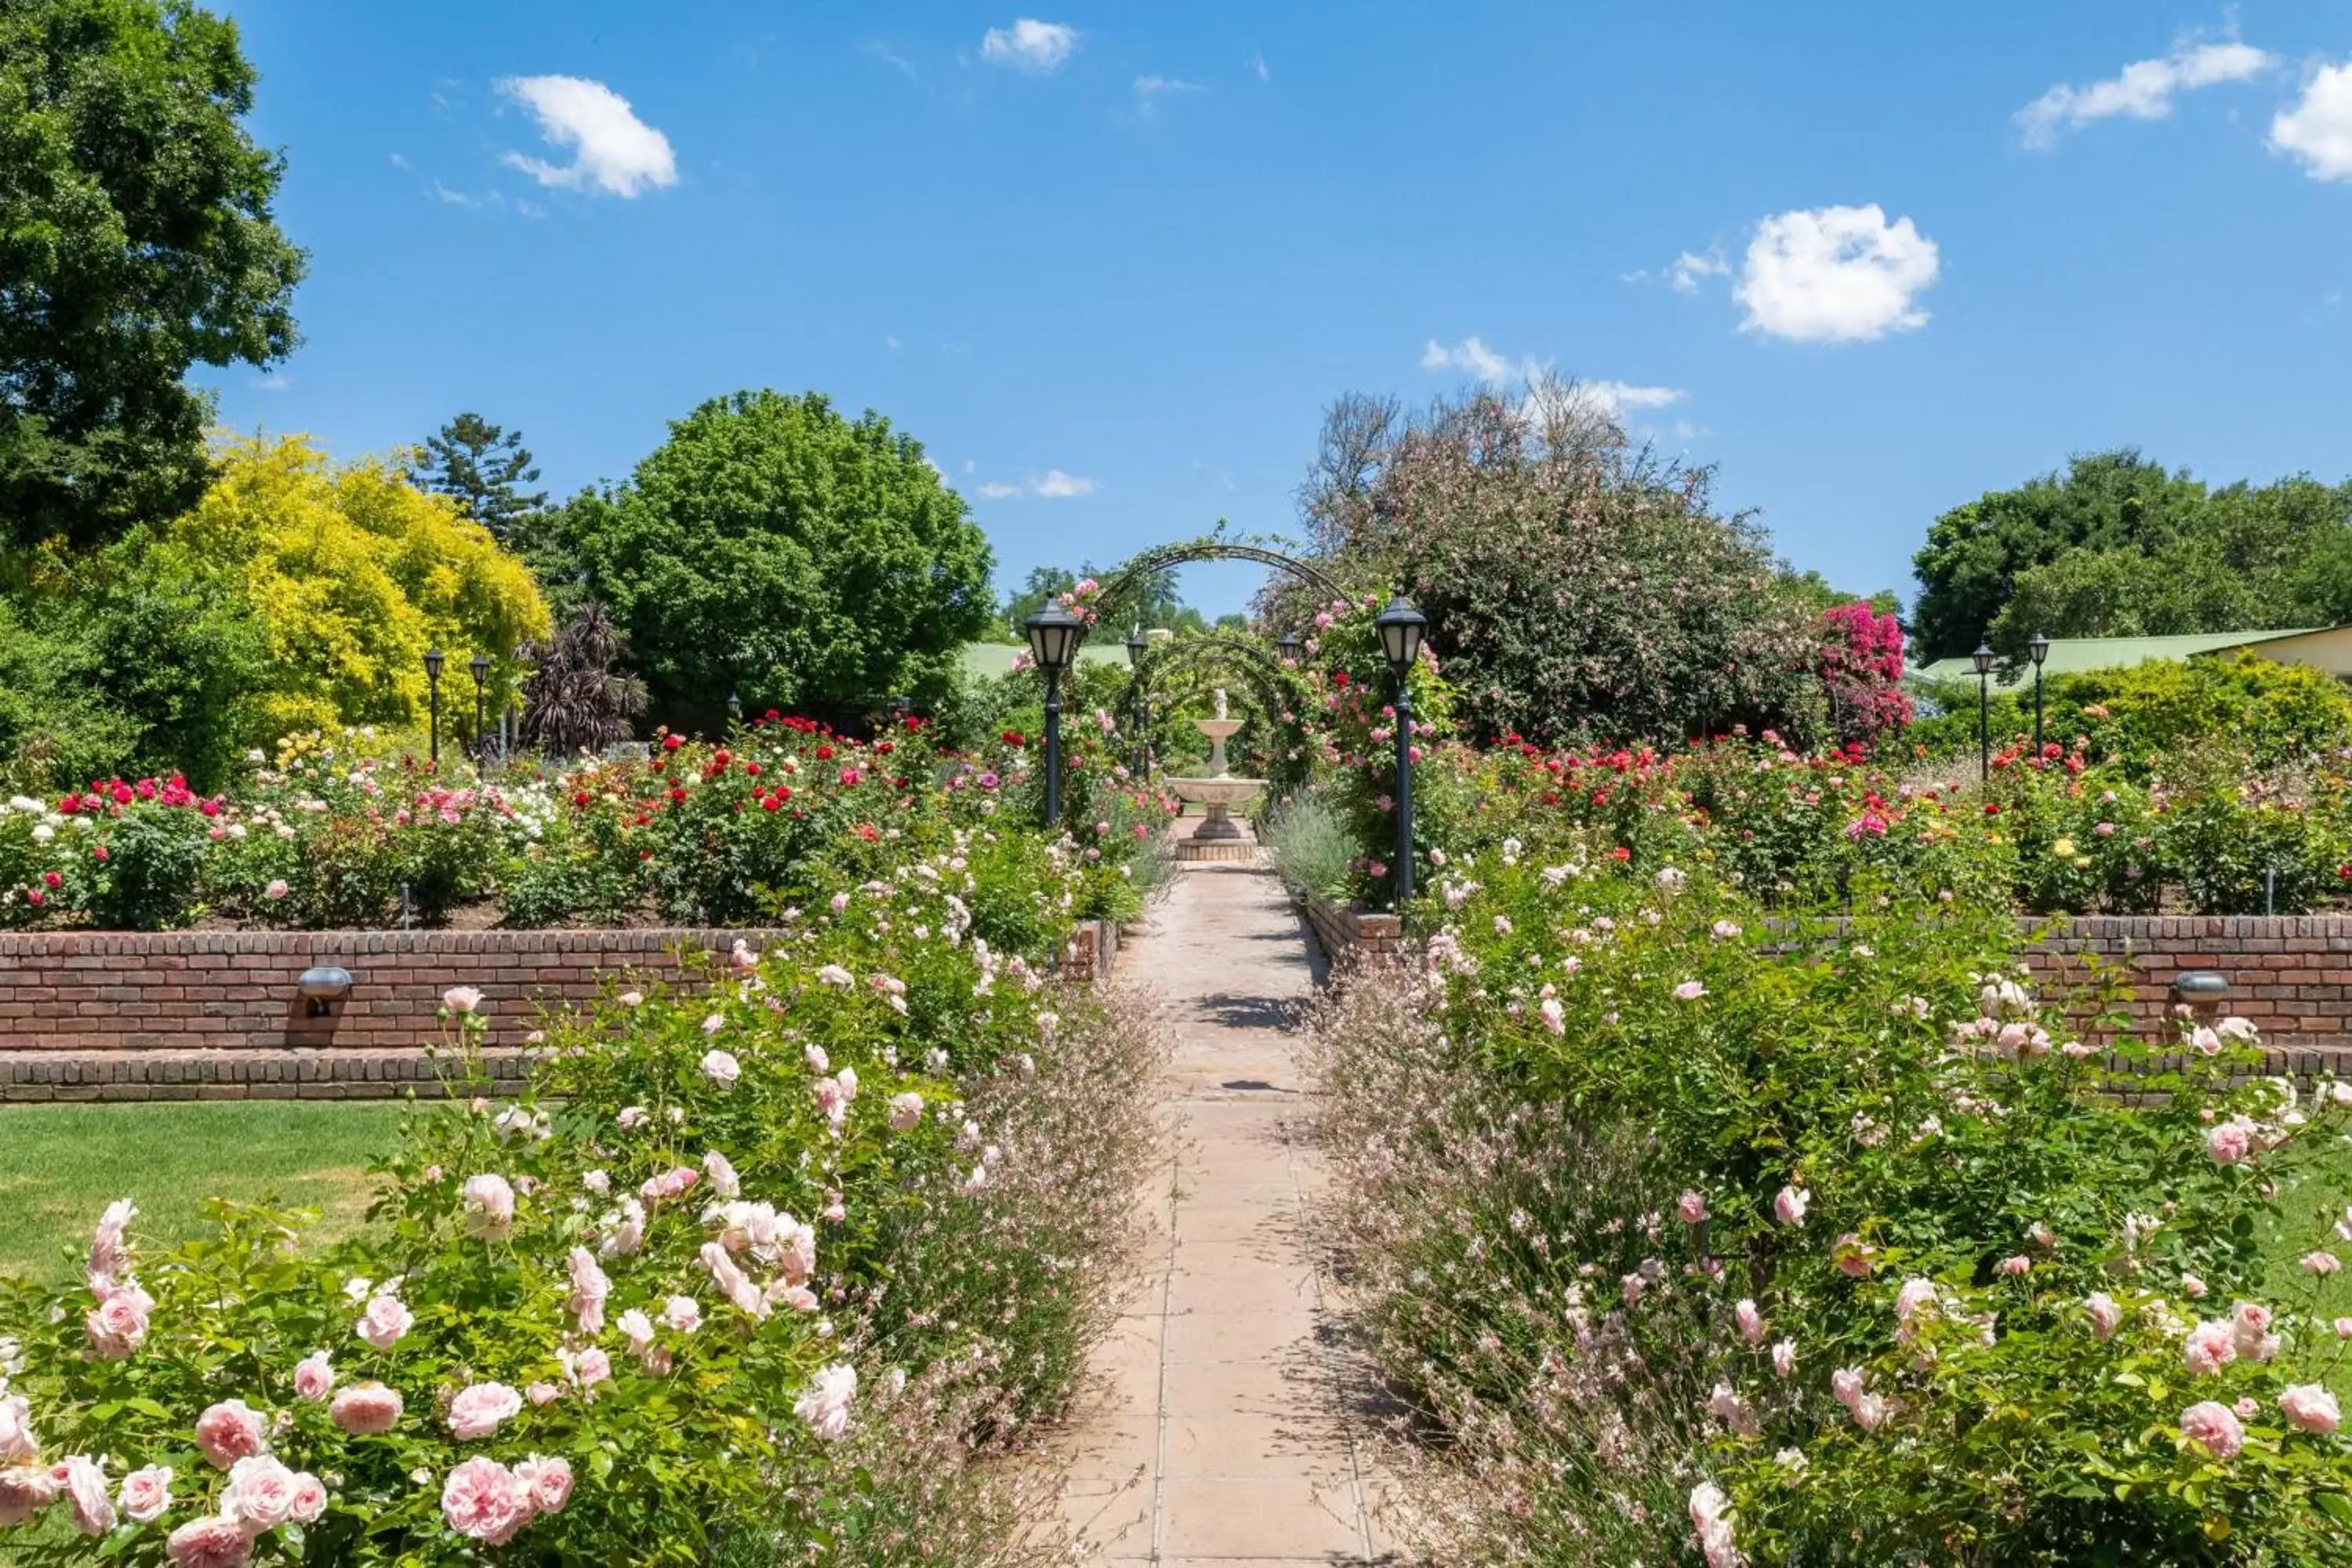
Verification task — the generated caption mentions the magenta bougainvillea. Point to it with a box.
[1818,602,1912,743]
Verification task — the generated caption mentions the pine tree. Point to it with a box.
[418,413,546,542]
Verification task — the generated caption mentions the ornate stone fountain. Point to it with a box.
[1167,689,1265,858]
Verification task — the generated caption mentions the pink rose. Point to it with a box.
[462,1173,517,1240]
[2180,1399,2245,1461]
[85,1283,154,1359]
[289,1471,327,1525]
[2205,1118,2255,1165]
[87,1197,136,1290]
[568,1346,613,1389]
[441,985,484,1014]
[700,1048,741,1087]
[704,1150,741,1199]
[1773,1185,1809,1227]
[56,1454,113,1536]
[441,1456,530,1545]
[1679,1190,1709,1225]
[194,1399,267,1470]
[222,1454,299,1529]
[2183,1321,2236,1377]
[1734,1298,1765,1346]
[526,1382,562,1407]
[1672,980,1707,1001]
[0,1396,32,1463]
[292,1352,335,1402]
[2280,1384,2341,1435]
[568,1247,609,1335]
[0,1465,56,1526]
[446,1381,523,1440]
[2230,1301,2277,1361]
[328,1381,404,1436]
[1996,1254,2031,1277]
[663,1294,703,1333]
[2085,1293,2122,1340]
[795,1362,857,1442]
[354,1292,412,1350]
[888,1092,924,1132]
[517,1454,572,1514]
[165,1515,256,1568]
[2304,1251,2342,1276]
[118,1464,173,1525]
[1771,1338,1796,1378]
[619,1308,655,1356]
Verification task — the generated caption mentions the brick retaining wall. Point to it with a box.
[1301,898,2352,1065]
[0,920,1120,1102]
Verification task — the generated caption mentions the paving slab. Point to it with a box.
[1053,858,1391,1564]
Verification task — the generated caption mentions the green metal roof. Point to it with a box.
[1910,629,2320,685]
[957,640,1134,680]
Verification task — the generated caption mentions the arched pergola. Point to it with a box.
[1123,632,1316,793]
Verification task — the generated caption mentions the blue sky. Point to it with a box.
[196,3,2352,619]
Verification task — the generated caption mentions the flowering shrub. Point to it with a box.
[1313,844,2352,1563]
[1817,601,1911,745]
[0,822,1163,1562]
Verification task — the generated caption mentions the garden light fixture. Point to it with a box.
[1375,596,1428,674]
[1277,630,1302,664]
[296,965,354,1018]
[2171,970,2231,1001]
[470,653,490,755]
[1970,642,1996,784]
[1125,626,1150,776]
[727,691,742,725]
[1374,596,1429,909]
[1125,626,1147,666]
[2027,630,2051,754]
[1025,601,1088,829]
[424,648,445,764]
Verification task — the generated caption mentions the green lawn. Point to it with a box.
[0,1102,406,1281]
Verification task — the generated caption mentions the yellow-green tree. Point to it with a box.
[162,434,549,746]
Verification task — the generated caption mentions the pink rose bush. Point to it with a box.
[1309,833,2352,1565]
[0,804,1163,1563]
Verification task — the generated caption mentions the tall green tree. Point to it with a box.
[999,564,1078,641]
[0,0,305,549]
[417,412,546,542]
[1913,451,2352,659]
[561,390,994,728]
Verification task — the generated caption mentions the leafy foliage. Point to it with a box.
[0,0,305,549]
[162,434,549,749]
[559,390,994,732]
[416,412,546,543]
[519,600,646,757]
[1911,449,2352,661]
[1294,383,1826,747]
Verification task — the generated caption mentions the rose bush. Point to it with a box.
[0,809,1163,1562]
[1312,838,2352,1563]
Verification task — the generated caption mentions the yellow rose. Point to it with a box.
[2052,837,2078,860]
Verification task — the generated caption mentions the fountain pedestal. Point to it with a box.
[1167,695,1265,862]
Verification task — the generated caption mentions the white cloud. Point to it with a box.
[1669,248,1728,294]
[497,75,677,198]
[884,333,902,350]
[981,20,1076,73]
[1135,74,1202,98]
[1421,335,1515,382]
[1423,339,1685,426]
[976,482,1023,499]
[2272,60,2352,180]
[1252,51,1270,83]
[1032,470,1096,498]
[388,152,411,171]
[2016,37,2273,149]
[1577,380,1686,415]
[249,372,292,392]
[1735,204,1940,343]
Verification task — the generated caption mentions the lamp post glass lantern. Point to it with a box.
[1025,601,1087,828]
[423,647,445,764]
[1125,626,1150,777]
[1276,630,1302,665]
[1374,596,1428,909]
[1970,642,1998,782]
[2027,630,2051,754]
[470,653,490,757]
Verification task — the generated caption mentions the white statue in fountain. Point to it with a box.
[1168,686,1261,843]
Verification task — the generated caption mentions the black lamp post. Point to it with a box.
[1125,626,1149,777]
[469,653,490,759]
[2027,630,2051,754]
[1375,595,1428,909]
[727,691,742,728]
[423,647,445,764]
[1025,601,1087,829]
[1970,642,1998,783]
[1276,630,1302,665]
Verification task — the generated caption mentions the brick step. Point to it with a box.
[0,1046,531,1102]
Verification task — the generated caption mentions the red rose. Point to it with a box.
[815,745,834,760]
[662,734,683,752]
[42,871,62,889]
[573,792,593,808]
